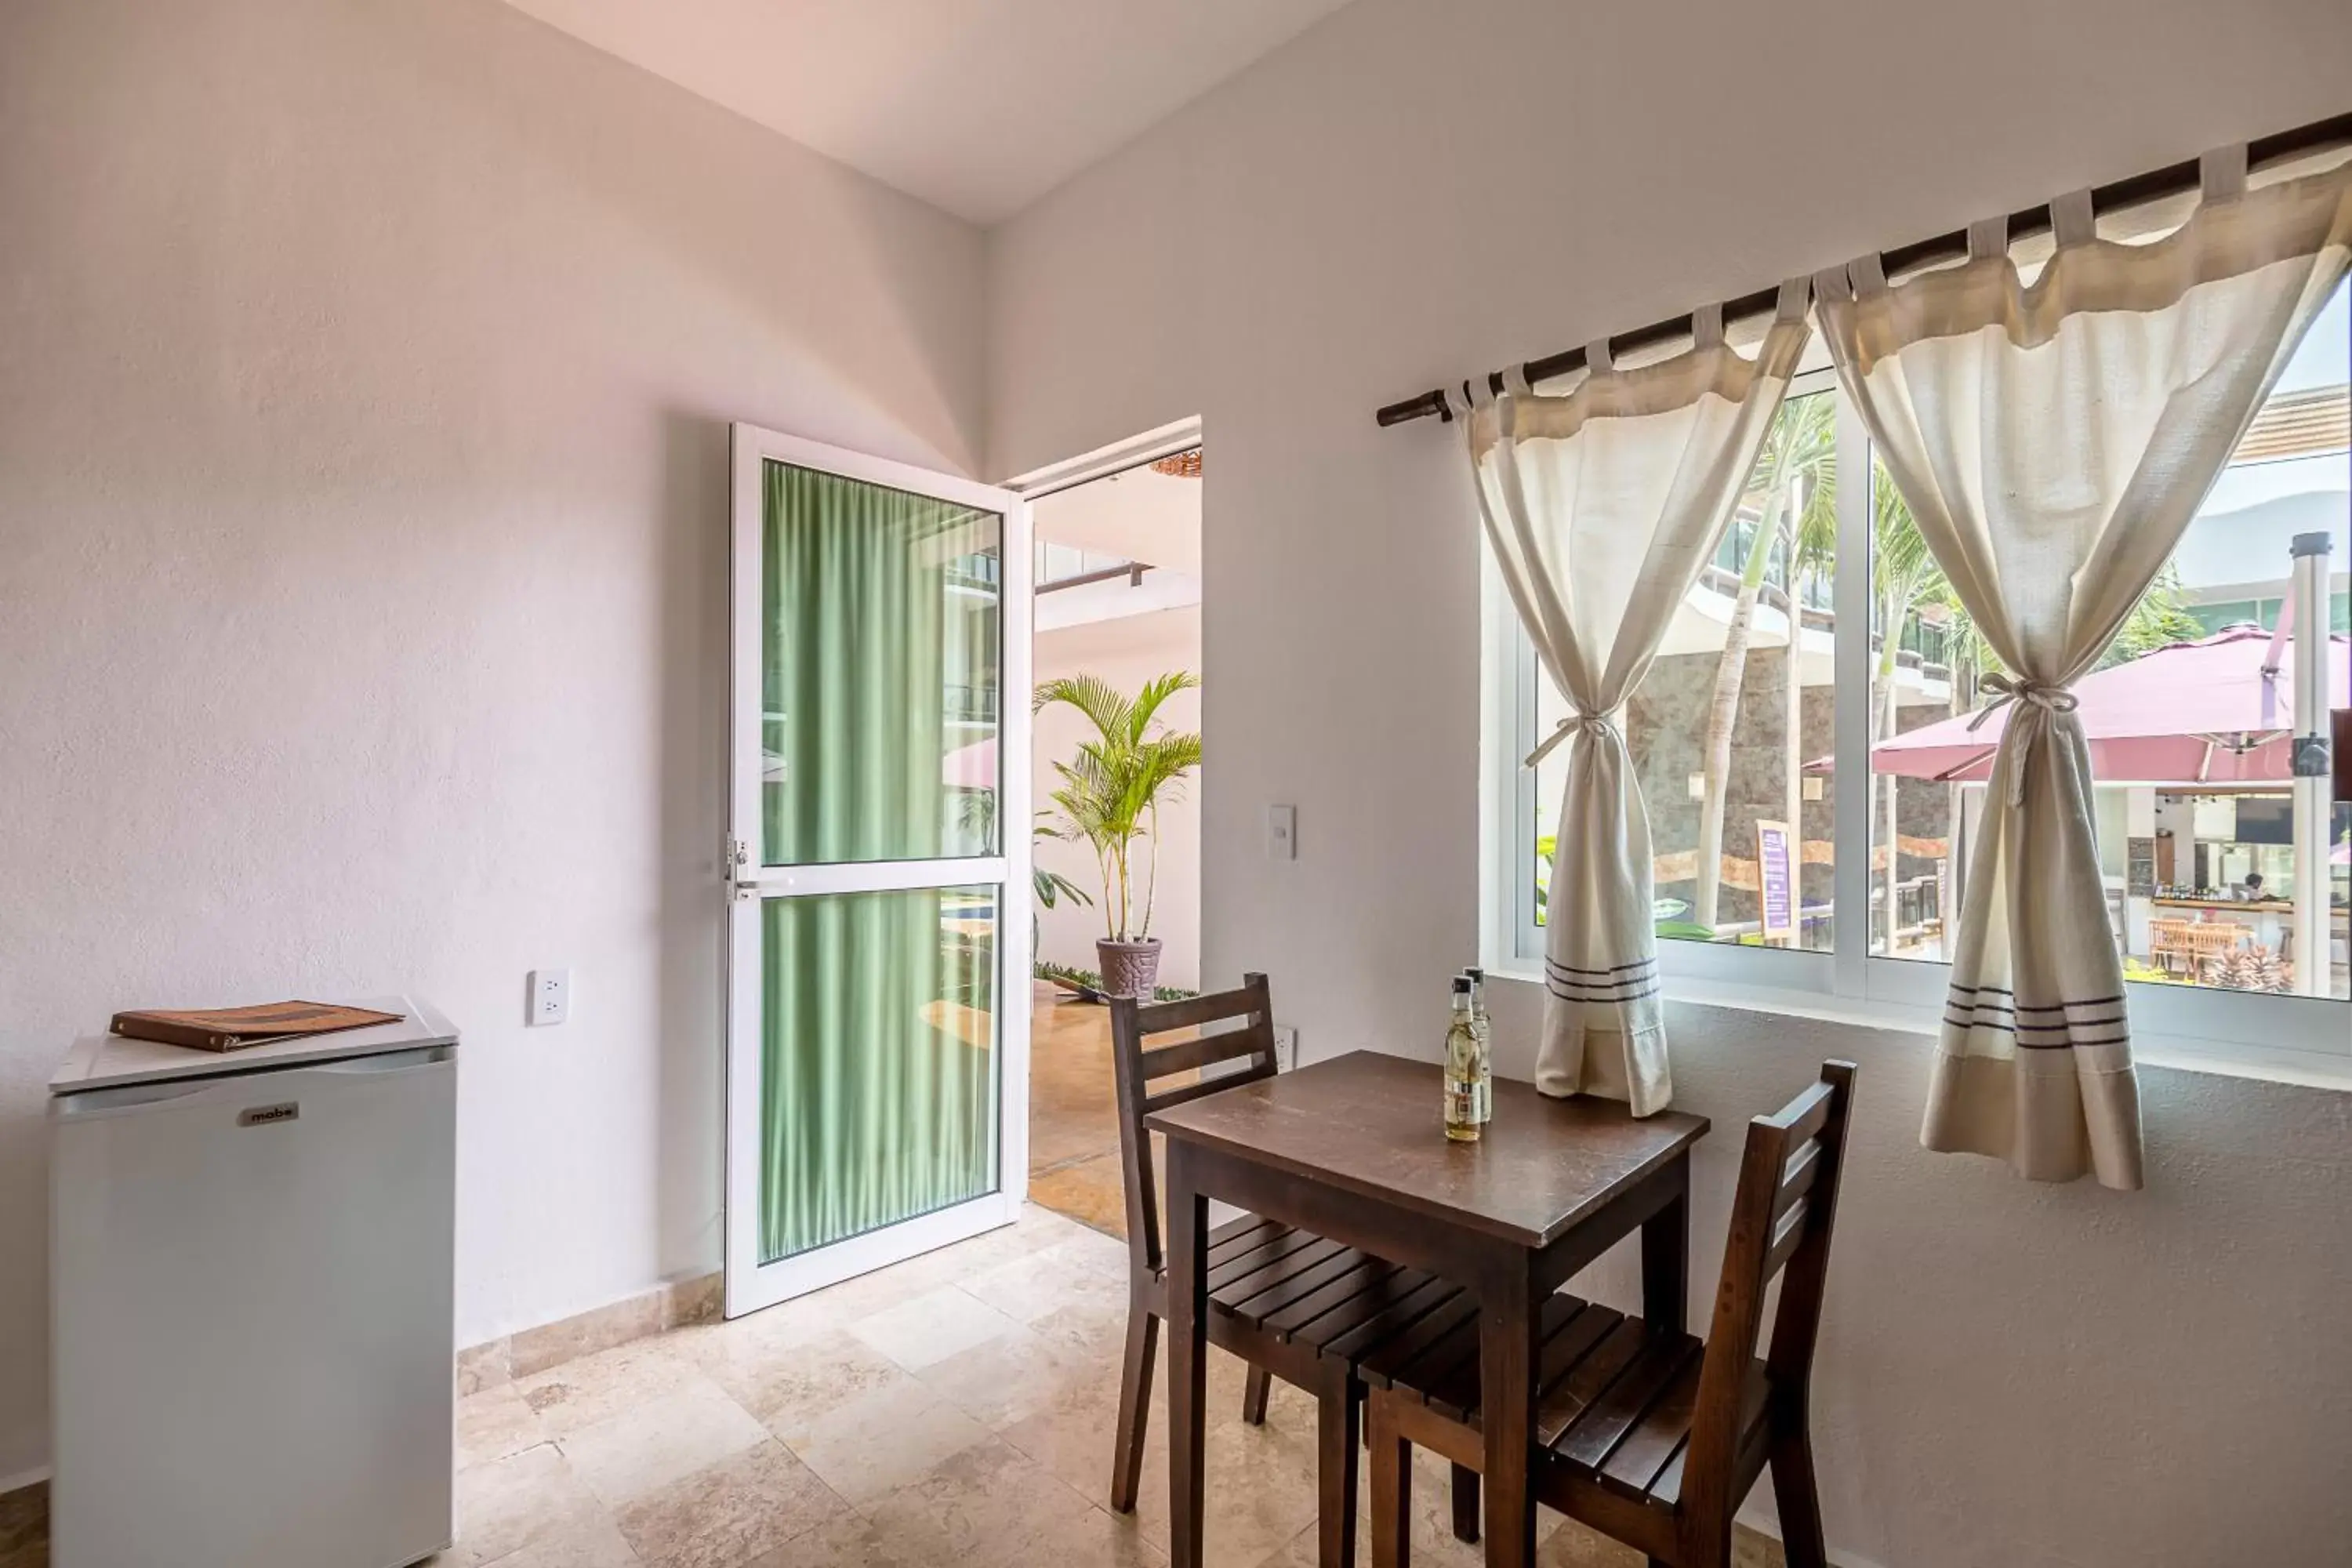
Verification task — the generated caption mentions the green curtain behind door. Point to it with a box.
[760,889,997,1262]
[759,462,1001,1263]
[762,461,996,866]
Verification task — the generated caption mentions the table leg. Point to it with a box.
[1167,1140,1208,1568]
[1640,1157,1690,1334]
[1317,1365,1359,1568]
[1479,1249,1537,1568]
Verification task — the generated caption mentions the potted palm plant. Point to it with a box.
[1034,671,1202,999]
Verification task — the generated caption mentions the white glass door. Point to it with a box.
[724,423,1031,1316]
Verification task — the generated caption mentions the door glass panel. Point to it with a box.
[760,885,1000,1263]
[762,461,1001,866]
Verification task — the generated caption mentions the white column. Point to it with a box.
[2125,786,2158,962]
[2289,531,2332,997]
[1831,390,1871,996]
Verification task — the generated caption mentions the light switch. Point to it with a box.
[1266,804,1297,861]
[528,968,571,1026]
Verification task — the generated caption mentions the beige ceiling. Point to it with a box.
[503,0,1354,224]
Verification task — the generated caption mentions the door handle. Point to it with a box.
[725,837,796,902]
[50,1078,223,1119]
[310,1045,455,1075]
[50,1046,454,1120]
[726,837,760,901]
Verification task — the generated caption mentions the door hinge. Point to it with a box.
[725,835,754,901]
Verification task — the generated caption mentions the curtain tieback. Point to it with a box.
[1969,675,2080,804]
[1525,713,1616,768]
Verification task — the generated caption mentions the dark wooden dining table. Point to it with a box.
[1148,1050,1710,1568]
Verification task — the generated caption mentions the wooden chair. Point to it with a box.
[1107,975,1479,1565]
[2147,918,2197,977]
[1363,1062,1860,1568]
[2186,921,2246,982]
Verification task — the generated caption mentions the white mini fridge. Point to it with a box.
[49,998,458,1568]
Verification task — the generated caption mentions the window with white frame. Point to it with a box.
[1487,279,2350,1056]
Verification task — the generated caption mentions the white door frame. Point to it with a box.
[724,422,1033,1319]
[1000,415,1202,499]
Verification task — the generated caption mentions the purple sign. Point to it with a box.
[1757,820,1795,941]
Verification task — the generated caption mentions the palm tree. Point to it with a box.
[1867,472,1945,945]
[1687,405,2207,947]
[1034,672,1203,943]
[1692,394,1838,931]
[1777,448,1839,902]
[2102,568,2205,665]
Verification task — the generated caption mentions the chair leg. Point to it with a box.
[1243,1363,1272,1426]
[1449,1462,1479,1544]
[1770,1425,1829,1568]
[1675,1519,1733,1568]
[1367,1392,1412,1568]
[1315,1371,1359,1568]
[1109,1306,1158,1514]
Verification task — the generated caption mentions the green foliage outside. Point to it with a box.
[1034,671,1203,943]
[1033,960,1197,1004]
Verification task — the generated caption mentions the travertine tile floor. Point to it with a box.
[1024,989,1135,1236]
[442,1203,1791,1568]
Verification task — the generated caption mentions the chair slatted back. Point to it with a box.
[1680,1062,1857,1523]
[2147,920,2198,975]
[1108,973,1280,1276]
[2187,924,2247,967]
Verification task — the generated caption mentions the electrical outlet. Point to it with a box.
[1273,1025,1298,1073]
[528,968,571,1026]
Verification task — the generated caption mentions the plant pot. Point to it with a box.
[1096,938,1164,1000]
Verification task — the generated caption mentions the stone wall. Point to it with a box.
[1629,644,1835,938]
[1630,644,1958,942]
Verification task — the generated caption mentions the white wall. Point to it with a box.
[1033,608,1205,991]
[1479,989,2352,1568]
[0,0,984,1483]
[985,2,2352,1563]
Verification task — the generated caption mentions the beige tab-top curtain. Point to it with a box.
[1815,147,2352,1189]
[1457,281,1812,1115]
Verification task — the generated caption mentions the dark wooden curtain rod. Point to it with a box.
[1376,110,2352,428]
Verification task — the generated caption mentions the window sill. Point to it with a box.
[1484,960,2352,1095]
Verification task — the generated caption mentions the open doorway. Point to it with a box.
[1016,437,1203,1236]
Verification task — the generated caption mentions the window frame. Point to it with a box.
[1479,368,2352,1073]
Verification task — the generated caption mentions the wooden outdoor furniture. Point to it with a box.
[2186,920,2249,980]
[1106,978,1479,1566]
[2147,917,2198,976]
[1149,1048,1710,1568]
[1363,1062,1858,1568]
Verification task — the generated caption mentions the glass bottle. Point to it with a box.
[1463,967,1494,1124]
[1444,976,1481,1142]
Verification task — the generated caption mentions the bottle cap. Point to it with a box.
[1465,967,1484,983]
[1452,975,1471,994]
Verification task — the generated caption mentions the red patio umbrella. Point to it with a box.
[942,736,996,789]
[1860,626,2349,784]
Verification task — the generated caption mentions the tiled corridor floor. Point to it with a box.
[1024,987,1133,1237]
[443,1203,1789,1567]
